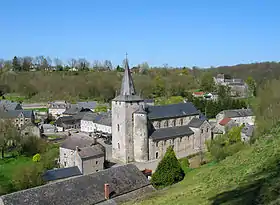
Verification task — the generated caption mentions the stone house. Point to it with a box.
[48,101,71,120]
[0,164,154,205]
[81,112,112,136]
[111,57,212,163]
[216,108,255,126]
[213,73,248,97]
[55,111,91,131]
[59,135,105,175]
[0,110,35,129]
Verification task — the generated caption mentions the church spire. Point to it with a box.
[120,53,136,96]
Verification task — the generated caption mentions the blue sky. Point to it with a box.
[0,0,279,68]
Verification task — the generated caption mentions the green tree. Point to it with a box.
[151,146,185,188]
[217,85,231,100]
[116,65,124,72]
[12,56,21,71]
[246,76,257,97]
[200,72,215,92]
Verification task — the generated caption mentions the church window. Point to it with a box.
[117,124,120,132]
[180,119,183,125]
[155,152,159,159]
[164,120,168,127]
[118,143,120,149]
[172,119,176,126]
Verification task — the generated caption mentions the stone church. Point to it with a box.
[112,58,212,163]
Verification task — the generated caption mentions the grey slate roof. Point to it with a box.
[42,166,82,182]
[0,100,22,111]
[82,112,99,121]
[222,109,254,118]
[147,102,199,120]
[0,110,33,119]
[78,145,105,160]
[0,164,151,205]
[93,112,112,126]
[63,104,82,115]
[61,136,98,150]
[188,117,205,128]
[113,57,143,102]
[77,101,98,110]
[150,125,194,140]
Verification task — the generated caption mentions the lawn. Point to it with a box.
[2,94,27,103]
[126,136,280,205]
[24,107,49,112]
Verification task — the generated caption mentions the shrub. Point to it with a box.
[20,136,48,156]
[32,153,41,162]
[151,146,185,188]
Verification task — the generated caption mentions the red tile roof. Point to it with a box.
[193,92,205,96]
[219,118,232,126]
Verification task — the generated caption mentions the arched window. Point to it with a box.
[172,119,176,127]
[180,118,183,125]
[117,124,120,132]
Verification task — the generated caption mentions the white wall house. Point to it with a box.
[216,109,255,126]
[81,112,112,134]
[48,101,71,120]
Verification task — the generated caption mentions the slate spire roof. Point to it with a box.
[120,56,136,96]
[114,55,143,102]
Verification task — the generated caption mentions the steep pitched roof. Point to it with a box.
[82,112,99,121]
[0,164,151,205]
[147,102,199,120]
[113,57,143,102]
[0,100,22,111]
[150,125,194,140]
[188,118,205,128]
[0,110,33,119]
[42,167,82,182]
[222,109,254,118]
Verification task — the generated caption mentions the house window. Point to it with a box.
[164,120,168,127]
[180,137,182,142]
[156,142,159,147]
[96,161,98,165]
[172,139,175,144]
[206,128,209,132]
[155,152,159,159]
[172,119,176,126]
[117,124,120,132]
[118,143,120,149]
[201,129,203,133]
[64,162,66,167]
[180,119,183,125]
[164,140,166,145]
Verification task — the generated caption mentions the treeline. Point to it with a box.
[0,70,198,102]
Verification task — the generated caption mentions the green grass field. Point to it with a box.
[127,136,280,205]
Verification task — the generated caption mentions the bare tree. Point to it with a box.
[103,60,113,70]
[22,56,33,71]
[53,57,63,67]
[0,120,20,158]
[92,60,101,70]
[77,58,90,70]
[68,58,77,68]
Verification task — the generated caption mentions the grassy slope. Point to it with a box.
[128,136,280,205]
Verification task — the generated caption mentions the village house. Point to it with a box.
[213,73,248,97]
[48,101,71,120]
[111,57,212,163]
[216,108,255,126]
[81,112,112,136]
[55,111,91,131]
[0,164,154,205]
[59,135,105,175]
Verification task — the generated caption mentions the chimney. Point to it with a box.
[104,184,110,200]
[93,136,97,145]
